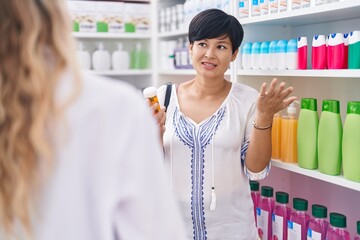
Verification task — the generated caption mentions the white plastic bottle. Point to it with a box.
[76,42,91,70]
[276,40,288,70]
[251,42,261,70]
[241,42,252,70]
[260,0,269,15]
[252,0,261,17]
[238,0,249,18]
[286,38,298,70]
[112,42,130,70]
[269,40,278,70]
[92,42,111,71]
[260,41,270,70]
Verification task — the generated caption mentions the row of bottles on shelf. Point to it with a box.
[76,42,148,71]
[67,1,150,33]
[272,98,360,183]
[241,30,360,70]
[159,38,193,70]
[250,181,359,239]
[159,0,231,33]
[239,0,342,18]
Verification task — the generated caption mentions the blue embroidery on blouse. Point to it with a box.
[173,106,226,240]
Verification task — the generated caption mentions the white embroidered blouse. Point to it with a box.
[158,82,271,240]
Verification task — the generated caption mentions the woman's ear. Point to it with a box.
[188,43,193,58]
[231,49,239,62]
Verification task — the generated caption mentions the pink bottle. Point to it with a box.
[307,204,329,240]
[298,36,308,69]
[354,220,360,240]
[272,191,291,240]
[326,212,350,240]
[257,186,274,240]
[287,197,310,240]
[344,33,349,69]
[250,180,260,227]
[327,33,346,69]
[312,35,327,69]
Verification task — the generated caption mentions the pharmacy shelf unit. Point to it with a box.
[237,1,360,236]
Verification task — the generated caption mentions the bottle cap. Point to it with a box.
[269,40,278,53]
[349,31,360,44]
[260,41,270,54]
[261,186,273,197]
[96,42,105,50]
[116,42,124,50]
[343,33,349,46]
[275,191,289,204]
[322,99,340,114]
[329,212,347,228]
[251,42,261,54]
[357,220,360,234]
[312,204,327,218]
[250,180,259,191]
[242,42,252,54]
[287,102,298,114]
[297,36,307,48]
[312,35,326,47]
[301,98,317,111]
[347,101,360,115]
[276,40,288,53]
[327,33,344,47]
[143,86,157,98]
[293,197,308,211]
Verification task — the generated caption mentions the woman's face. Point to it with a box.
[189,35,238,79]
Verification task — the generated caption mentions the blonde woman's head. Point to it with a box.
[0,0,80,237]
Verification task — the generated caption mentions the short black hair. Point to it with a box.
[188,9,244,54]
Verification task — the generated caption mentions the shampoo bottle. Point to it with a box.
[272,191,291,240]
[327,33,345,69]
[342,101,360,182]
[307,204,329,240]
[272,111,282,160]
[326,213,351,240]
[297,36,307,69]
[76,41,91,70]
[112,42,130,70]
[318,99,342,175]
[281,102,298,163]
[260,41,270,70]
[354,221,360,240]
[297,98,318,169]
[250,180,260,227]
[288,198,310,240]
[286,38,298,70]
[92,42,111,71]
[251,42,261,70]
[242,42,252,70]
[131,42,148,69]
[312,35,327,69]
[277,40,288,70]
[257,186,275,240]
[348,30,360,69]
[269,40,278,70]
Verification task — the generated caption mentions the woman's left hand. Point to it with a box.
[257,78,297,119]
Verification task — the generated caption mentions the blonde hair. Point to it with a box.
[0,0,81,236]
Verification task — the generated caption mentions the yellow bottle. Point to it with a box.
[271,112,282,160]
[143,86,160,113]
[281,103,298,163]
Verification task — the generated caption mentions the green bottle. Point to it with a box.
[297,98,319,169]
[348,31,360,69]
[342,101,360,182]
[318,100,342,175]
[130,42,148,69]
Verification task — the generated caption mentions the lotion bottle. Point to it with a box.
[112,42,130,70]
[92,42,111,71]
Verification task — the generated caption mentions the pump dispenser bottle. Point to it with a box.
[112,42,130,70]
[131,42,148,69]
[76,42,91,70]
[297,98,319,169]
[281,102,298,163]
[92,42,111,71]
[318,99,343,175]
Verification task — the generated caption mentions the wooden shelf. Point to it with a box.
[271,159,360,192]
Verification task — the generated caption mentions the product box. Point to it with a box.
[96,1,125,33]
[124,3,151,33]
[67,1,97,32]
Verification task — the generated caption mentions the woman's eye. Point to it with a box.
[218,45,226,50]
[198,42,206,47]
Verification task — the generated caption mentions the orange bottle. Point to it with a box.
[281,103,298,163]
[271,112,282,160]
